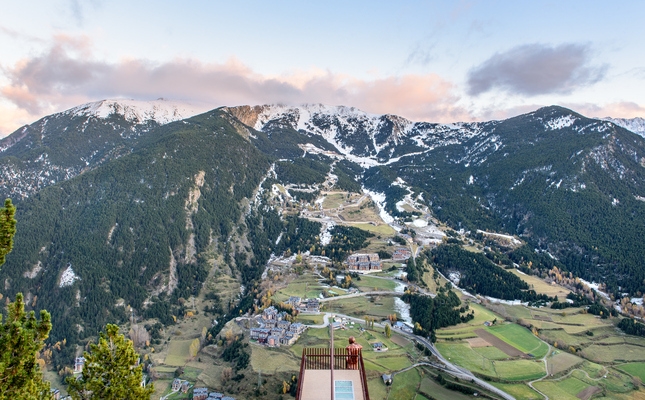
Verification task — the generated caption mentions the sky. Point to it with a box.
[1,0,644,136]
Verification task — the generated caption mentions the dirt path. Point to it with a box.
[474,329,525,357]
[527,343,552,400]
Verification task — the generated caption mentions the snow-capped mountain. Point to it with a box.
[68,98,205,125]
[4,99,645,349]
[603,117,645,138]
[224,104,496,167]
[0,99,205,199]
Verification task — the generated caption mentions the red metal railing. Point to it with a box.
[295,347,370,400]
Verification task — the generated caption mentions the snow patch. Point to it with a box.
[68,99,204,125]
[545,115,576,130]
[363,189,394,224]
[59,264,80,287]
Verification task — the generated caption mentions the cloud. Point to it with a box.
[0,35,471,130]
[562,101,645,119]
[467,43,607,96]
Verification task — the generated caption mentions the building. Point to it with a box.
[262,306,278,320]
[392,247,411,261]
[181,380,190,393]
[346,253,381,273]
[296,335,369,399]
[193,387,209,400]
[300,298,320,313]
[287,296,302,307]
[172,378,182,391]
[289,323,306,335]
[73,357,85,373]
[267,335,280,347]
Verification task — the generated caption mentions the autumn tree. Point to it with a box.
[67,324,153,399]
[0,293,52,400]
[128,324,150,349]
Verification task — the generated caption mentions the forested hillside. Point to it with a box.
[0,110,272,345]
[3,100,645,355]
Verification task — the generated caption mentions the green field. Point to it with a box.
[533,378,591,400]
[547,351,584,375]
[617,362,645,381]
[490,382,542,400]
[354,275,399,292]
[348,222,396,236]
[296,314,324,325]
[419,375,478,400]
[435,342,545,380]
[322,193,347,209]
[493,360,546,381]
[582,344,645,363]
[327,296,397,320]
[273,273,328,302]
[487,323,549,357]
[387,368,421,400]
[164,340,193,366]
[250,344,300,372]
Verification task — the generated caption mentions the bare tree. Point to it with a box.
[129,324,150,348]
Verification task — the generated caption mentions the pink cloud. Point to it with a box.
[0,35,471,129]
[562,101,645,119]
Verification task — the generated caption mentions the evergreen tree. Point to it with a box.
[67,324,153,399]
[0,199,16,268]
[0,293,52,400]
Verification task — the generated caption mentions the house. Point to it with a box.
[303,298,320,312]
[270,328,286,337]
[181,380,190,393]
[346,253,382,272]
[262,306,278,320]
[484,321,492,327]
[193,387,209,400]
[73,357,85,373]
[392,247,411,261]
[372,342,384,351]
[277,320,291,330]
[208,393,224,399]
[289,323,306,335]
[51,389,61,400]
[280,333,297,346]
[382,374,393,385]
[250,328,271,340]
[172,378,182,391]
[264,320,277,329]
[267,335,280,347]
[287,296,302,307]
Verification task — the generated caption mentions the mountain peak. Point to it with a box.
[66,98,204,125]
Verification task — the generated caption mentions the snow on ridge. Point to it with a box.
[545,115,577,130]
[602,117,645,137]
[68,99,204,125]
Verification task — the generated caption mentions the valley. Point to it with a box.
[2,101,645,399]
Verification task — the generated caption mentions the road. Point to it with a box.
[320,311,515,400]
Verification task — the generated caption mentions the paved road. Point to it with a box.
[395,329,516,400]
[322,311,515,400]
